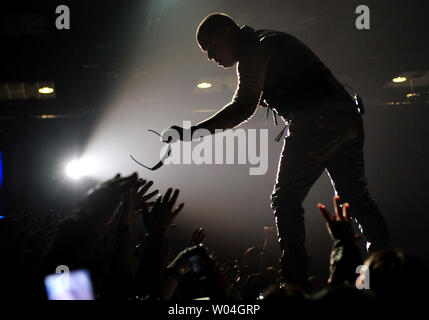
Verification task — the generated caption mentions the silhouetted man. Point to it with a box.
[163,13,391,284]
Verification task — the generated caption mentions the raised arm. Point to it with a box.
[192,46,270,135]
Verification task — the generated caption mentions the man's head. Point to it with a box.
[196,13,241,68]
[360,247,429,298]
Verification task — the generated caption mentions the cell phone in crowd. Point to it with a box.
[188,253,208,281]
[187,243,213,282]
[44,268,94,300]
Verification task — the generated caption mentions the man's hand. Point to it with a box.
[317,195,361,242]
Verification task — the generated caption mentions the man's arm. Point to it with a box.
[192,46,269,135]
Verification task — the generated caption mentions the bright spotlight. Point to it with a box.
[197,82,212,89]
[65,157,97,180]
[406,92,419,98]
[392,76,407,83]
[38,86,55,94]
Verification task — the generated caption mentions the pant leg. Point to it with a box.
[325,117,392,253]
[271,121,346,283]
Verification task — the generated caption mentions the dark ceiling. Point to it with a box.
[1,0,428,117]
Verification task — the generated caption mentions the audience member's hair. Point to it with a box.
[365,247,428,300]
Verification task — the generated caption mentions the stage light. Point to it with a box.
[65,157,97,180]
[197,82,212,89]
[392,76,407,83]
[40,115,57,119]
[38,86,54,94]
[406,92,419,98]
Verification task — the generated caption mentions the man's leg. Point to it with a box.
[271,126,344,284]
[325,118,392,254]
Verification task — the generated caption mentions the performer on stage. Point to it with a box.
[162,13,392,284]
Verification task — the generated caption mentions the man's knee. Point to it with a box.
[347,191,380,218]
[270,186,306,212]
[336,185,379,218]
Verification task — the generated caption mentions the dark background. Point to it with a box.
[1,0,429,278]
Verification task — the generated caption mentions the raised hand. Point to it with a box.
[317,195,360,242]
[77,173,138,228]
[142,187,184,237]
[134,179,159,216]
[117,178,159,229]
[187,227,206,247]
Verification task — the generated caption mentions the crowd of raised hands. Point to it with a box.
[0,173,427,304]
[0,173,232,301]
